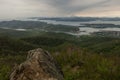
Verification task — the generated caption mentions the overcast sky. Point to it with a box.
[0,0,120,19]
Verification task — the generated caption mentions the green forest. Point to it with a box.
[0,21,120,80]
[0,32,120,80]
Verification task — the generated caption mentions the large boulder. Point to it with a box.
[9,48,64,80]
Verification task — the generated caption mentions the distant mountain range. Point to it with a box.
[30,17,120,22]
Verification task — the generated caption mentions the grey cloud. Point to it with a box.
[34,0,113,16]
[0,0,120,19]
[42,0,111,14]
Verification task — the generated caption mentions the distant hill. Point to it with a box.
[31,17,120,22]
[0,20,79,32]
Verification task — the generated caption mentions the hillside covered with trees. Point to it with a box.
[0,21,120,80]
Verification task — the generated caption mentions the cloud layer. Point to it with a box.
[0,0,120,19]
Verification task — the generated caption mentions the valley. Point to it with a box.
[0,19,120,80]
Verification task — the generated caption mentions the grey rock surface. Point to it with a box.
[9,48,64,80]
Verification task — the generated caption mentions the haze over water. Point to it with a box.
[16,18,120,35]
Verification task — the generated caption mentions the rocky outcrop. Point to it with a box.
[9,48,64,80]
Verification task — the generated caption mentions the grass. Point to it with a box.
[0,34,120,80]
